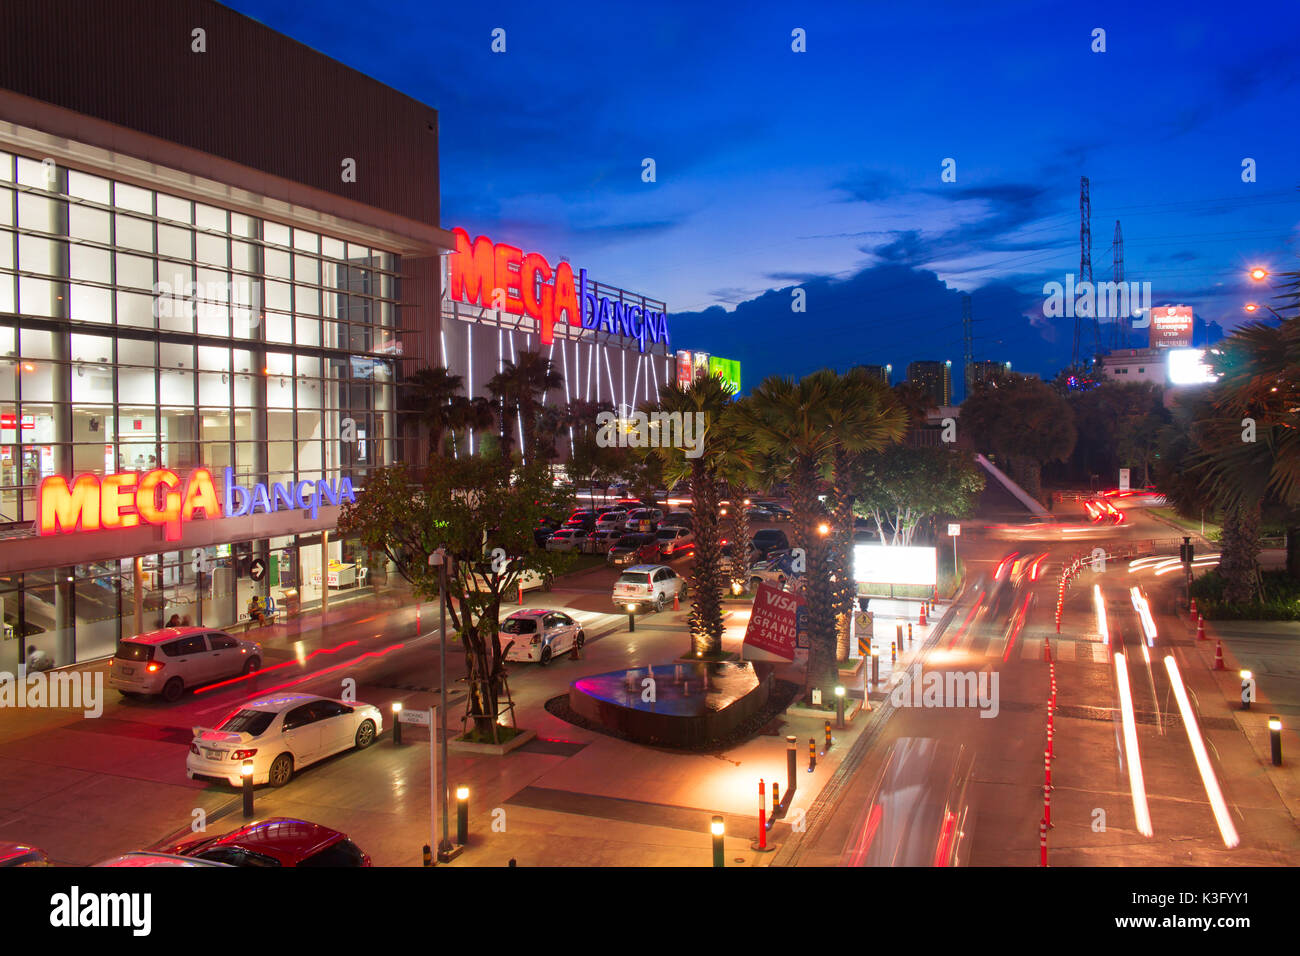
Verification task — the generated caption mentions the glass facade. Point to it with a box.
[0,148,400,666]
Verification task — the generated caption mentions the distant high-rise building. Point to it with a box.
[907,361,952,407]
[859,364,892,385]
[970,360,1012,387]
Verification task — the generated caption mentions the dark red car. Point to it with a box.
[157,817,371,867]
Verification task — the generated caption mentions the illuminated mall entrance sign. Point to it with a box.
[37,468,356,541]
[448,227,669,352]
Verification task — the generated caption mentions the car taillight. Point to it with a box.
[189,743,200,755]
[231,749,258,760]
[146,662,163,672]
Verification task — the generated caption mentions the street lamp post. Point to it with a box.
[429,547,458,861]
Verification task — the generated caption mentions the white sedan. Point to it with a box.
[498,608,585,665]
[187,693,383,788]
[545,529,586,552]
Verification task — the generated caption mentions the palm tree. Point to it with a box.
[486,351,565,464]
[406,366,466,461]
[810,369,908,661]
[648,375,738,658]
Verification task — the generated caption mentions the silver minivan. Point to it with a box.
[109,627,262,703]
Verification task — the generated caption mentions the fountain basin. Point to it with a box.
[569,661,774,748]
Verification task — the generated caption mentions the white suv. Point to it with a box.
[110,628,262,703]
[612,564,687,613]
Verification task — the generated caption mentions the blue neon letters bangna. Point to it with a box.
[579,269,670,354]
[223,468,355,521]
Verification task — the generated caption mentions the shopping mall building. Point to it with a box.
[0,0,691,670]
[0,0,454,668]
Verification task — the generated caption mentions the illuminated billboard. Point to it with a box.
[1167,348,1218,386]
[1149,305,1193,349]
[708,356,741,395]
[853,544,938,586]
[691,351,711,381]
[676,350,694,387]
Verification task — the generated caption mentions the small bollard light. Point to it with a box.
[456,785,469,845]
[1269,716,1283,766]
[241,759,255,818]
[423,844,433,867]
[392,701,403,745]
[711,815,725,868]
[871,648,880,687]
[627,604,637,632]
[808,737,816,772]
[1240,671,1253,711]
[835,685,846,729]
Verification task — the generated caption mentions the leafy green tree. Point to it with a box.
[854,445,986,546]
[961,373,1076,503]
[338,459,574,735]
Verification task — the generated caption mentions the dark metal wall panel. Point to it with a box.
[0,0,439,227]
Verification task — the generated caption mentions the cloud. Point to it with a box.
[832,170,902,203]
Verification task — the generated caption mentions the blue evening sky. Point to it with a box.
[226,0,1300,396]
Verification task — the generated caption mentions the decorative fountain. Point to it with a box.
[569,660,774,748]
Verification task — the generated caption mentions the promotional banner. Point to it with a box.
[742,583,805,661]
[1149,305,1193,348]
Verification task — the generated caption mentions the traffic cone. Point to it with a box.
[673,592,679,611]
[919,603,927,626]
[1197,618,1206,641]
[1213,639,1225,671]
[1190,599,1198,624]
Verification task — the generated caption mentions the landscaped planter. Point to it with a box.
[448,727,536,755]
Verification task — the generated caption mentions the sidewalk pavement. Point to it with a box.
[1179,612,1300,830]
[187,600,941,867]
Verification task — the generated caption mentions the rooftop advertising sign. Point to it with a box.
[38,468,355,541]
[448,227,669,353]
[1149,305,1193,348]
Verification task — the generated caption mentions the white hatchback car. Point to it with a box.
[545,528,586,552]
[110,627,262,703]
[187,693,383,788]
[612,564,687,612]
[498,608,586,664]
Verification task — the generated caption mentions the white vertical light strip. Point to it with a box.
[508,330,523,463]
[467,325,475,454]
[603,345,616,409]
[651,353,662,403]
[630,352,643,410]
[1163,655,1241,848]
[620,349,626,412]
[585,341,594,402]
[560,339,570,404]
[1114,652,1154,837]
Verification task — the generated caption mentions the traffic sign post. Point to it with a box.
[948,523,960,584]
[249,558,267,582]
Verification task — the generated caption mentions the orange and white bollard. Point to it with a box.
[1044,749,1052,788]
[1039,819,1048,866]
[919,603,927,626]
[757,780,767,849]
[1044,784,1053,828]
[908,622,913,644]
[1214,639,1226,671]
[1197,618,1207,641]
[1190,599,1198,624]
[673,592,679,611]
[891,641,897,664]
[518,583,524,605]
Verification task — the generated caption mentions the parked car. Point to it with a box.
[157,817,372,867]
[612,564,687,612]
[0,842,48,866]
[583,529,622,554]
[607,532,661,566]
[721,541,761,576]
[534,517,562,548]
[659,510,694,531]
[498,608,586,664]
[626,507,663,532]
[94,852,232,867]
[187,693,383,788]
[596,509,629,532]
[545,528,587,552]
[467,566,552,593]
[748,550,802,591]
[762,503,792,521]
[109,628,262,703]
[656,525,695,557]
[751,528,790,558]
[747,504,776,521]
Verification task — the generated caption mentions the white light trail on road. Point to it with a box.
[1163,655,1240,848]
[1094,585,1109,646]
[1114,652,1154,837]
[1129,554,1175,572]
[1129,587,1157,646]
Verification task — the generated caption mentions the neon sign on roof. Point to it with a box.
[38,468,355,541]
[448,227,669,353]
